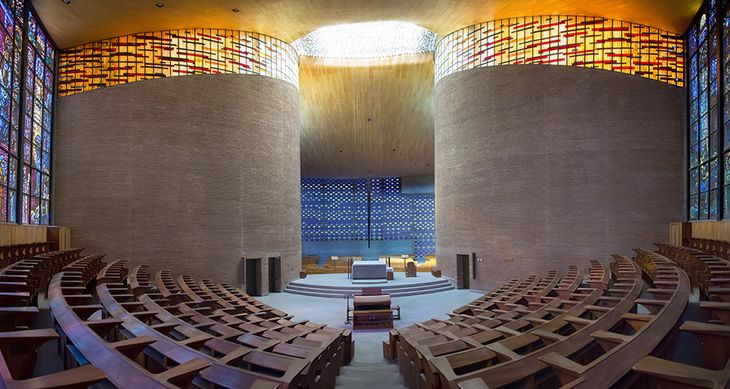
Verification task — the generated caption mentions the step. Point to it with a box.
[287,278,451,291]
[284,281,452,294]
[283,284,454,298]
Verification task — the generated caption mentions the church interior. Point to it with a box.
[0,0,727,388]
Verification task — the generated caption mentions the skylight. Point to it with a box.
[293,21,437,59]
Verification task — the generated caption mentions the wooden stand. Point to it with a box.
[347,289,400,329]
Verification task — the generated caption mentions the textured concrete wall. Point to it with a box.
[53,75,301,292]
[435,65,685,290]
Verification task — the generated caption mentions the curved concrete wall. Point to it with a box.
[53,74,301,291]
[435,65,685,290]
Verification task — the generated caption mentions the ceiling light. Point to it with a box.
[232,8,240,13]
[293,21,436,59]
[155,3,164,8]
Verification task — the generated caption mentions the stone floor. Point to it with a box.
[258,289,483,388]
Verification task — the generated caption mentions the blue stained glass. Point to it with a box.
[691,78,699,101]
[29,196,37,224]
[701,191,709,218]
[40,200,47,224]
[11,0,22,19]
[41,152,48,174]
[701,163,710,193]
[26,11,36,48]
[691,145,699,168]
[691,118,699,145]
[711,56,718,79]
[43,71,51,90]
[22,113,29,139]
[43,90,51,110]
[701,41,709,64]
[0,150,6,186]
[9,157,15,188]
[41,173,48,197]
[711,80,719,108]
[44,43,53,68]
[12,46,20,75]
[21,138,28,163]
[0,1,12,37]
[0,119,7,150]
[691,168,699,194]
[712,130,719,158]
[712,159,719,189]
[1,59,9,87]
[0,28,8,62]
[0,86,8,121]
[36,26,46,52]
[691,55,698,78]
[20,163,27,194]
[701,67,709,90]
[710,190,718,218]
[701,137,710,162]
[690,194,699,220]
[7,189,13,222]
[42,110,50,132]
[31,170,39,197]
[23,65,31,92]
[701,113,709,139]
[33,55,42,78]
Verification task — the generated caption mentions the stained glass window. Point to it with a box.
[0,0,56,225]
[688,0,720,220]
[20,8,53,224]
[435,16,684,86]
[0,0,23,223]
[58,29,298,96]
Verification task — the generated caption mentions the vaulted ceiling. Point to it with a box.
[34,0,700,49]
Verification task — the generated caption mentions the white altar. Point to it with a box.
[351,261,387,279]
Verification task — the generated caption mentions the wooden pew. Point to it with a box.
[129,265,154,296]
[423,257,642,388]
[0,330,106,389]
[97,283,295,388]
[49,256,211,388]
[538,250,691,388]
[96,259,128,285]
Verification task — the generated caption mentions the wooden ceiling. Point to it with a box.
[34,0,700,48]
[299,54,434,178]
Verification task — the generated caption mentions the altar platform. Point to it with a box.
[283,272,454,298]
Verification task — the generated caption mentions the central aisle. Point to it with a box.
[258,288,483,388]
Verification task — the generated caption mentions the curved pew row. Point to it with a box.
[49,255,212,388]
[625,241,730,388]
[390,258,653,389]
[0,248,83,331]
[656,243,730,299]
[656,243,730,325]
[689,238,730,262]
[0,242,52,270]
[0,247,110,389]
[537,250,690,388]
[104,265,353,388]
